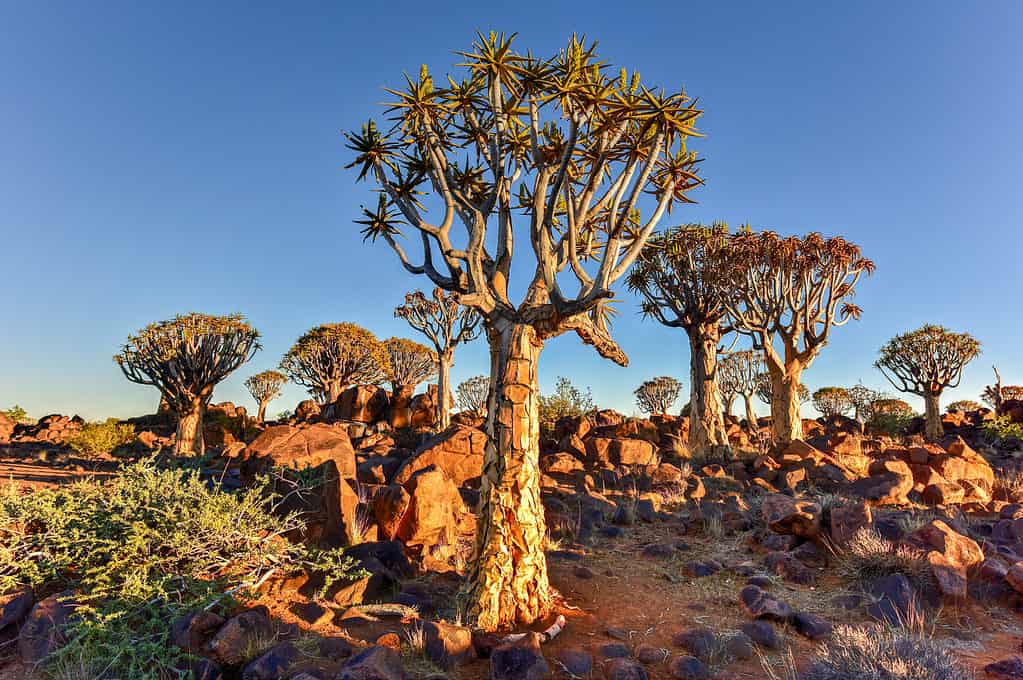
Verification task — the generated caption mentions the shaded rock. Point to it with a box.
[18,591,76,665]
[337,385,389,424]
[207,609,275,666]
[0,588,34,630]
[668,656,708,680]
[828,500,873,544]
[598,642,630,658]
[724,633,754,660]
[171,609,226,654]
[672,628,717,660]
[635,644,668,664]
[865,573,915,624]
[761,494,821,538]
[606,658,649,680]
[741,621,781,650]
[790,612,832,640]
[421,620,473,668]
[338,645,407,680]
[850,459,914,504]
[243,642,299,680]
[985,657,1023,679]
[491,632,549,680]
[740,585,792,620]
[555,648,593,676]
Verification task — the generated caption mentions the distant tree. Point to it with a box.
[628,225,733,453]
[2,405,28,424]
[870,398,914,418]
[720,232,874,445]
[845,382,887,423]
[456,375,490,416]
[245,370,287,422]
[383,337,437,400]
[539,377,596,433]
[756,373,809,408]
[115,313,260,455]
[946,400,983,414]
[394,289,480,429]
[981,367,1023,415]
[867,398,917,437]
[634,376,683,416]
[875,324,981,441]
[718,350,763,427]
[812,386,853,418]
[280,323,389,403]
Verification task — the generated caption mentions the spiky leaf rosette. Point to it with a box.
[875,324,980,397]
[280,323,389,396]
[114,313,260,410]
[384,337,437,388]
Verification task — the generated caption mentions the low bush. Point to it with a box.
[0,460,363,678]
[979,416,1023,445]
[799,624,971,680]
[835,527,932,591]
[867,412,917,438]
[65,418,137,457]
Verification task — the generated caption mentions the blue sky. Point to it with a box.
[2,1,1021,421]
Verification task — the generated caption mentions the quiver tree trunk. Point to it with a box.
[175,398,206,456]
[460,321,551,630]
[326,381,343,404]
[436,349,453,430]
[687,323,729,456]
[723,395,735,417]
[743,395,757,430]
[924,391,943,441]
[769,365,804,445]
[256,400,269,423]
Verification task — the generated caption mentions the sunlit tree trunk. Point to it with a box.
[256,400,269,423]
[743,394,757,429]
[687,322,729,455]
[769,364,804,445]
[723,395,735,417]
[175,398,206,456]
[924,391,943,441]
[437,349,453,430]
[461,321,551,629]
[326,381,343,404]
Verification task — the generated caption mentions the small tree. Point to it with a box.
[634,376,682,416]
[115,313,260,455]
[756,373,809,408]
[245,370,287,422]
[280,323,389,403]
[982,367,1023,414]
[456,375,490,416]
[846,382,887,423]
[721,232,874,444]
[383,337,437,398]
[394,289,481,429]
[346,34,703,628]
[718,350,762,427]
[812,387,853,418]
[628,225,737,453]
[946,400,982,414]
[539,377,596,434]
[875,324,981,441]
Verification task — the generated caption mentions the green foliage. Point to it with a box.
[538,377,595,432]
[66,419,137,457]
[945,399,982,414]
[867,411,917,438]
[0,460,363,678]
[2,404,29,424]
[979,416,1023,444]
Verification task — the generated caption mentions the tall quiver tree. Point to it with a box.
[628,225,733,454]
[721,232,874,445]
[634,376,683,416]
[875,324,980,441]
[280,323,389,404]
[719,350,763,427]
[115,313,260,455]
[346,33,702,629]
[245,370,287,422]
[394,289,481,429]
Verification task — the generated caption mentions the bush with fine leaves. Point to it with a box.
[0,460,362,678]
[66,419,137,457]
[799,624,971,680]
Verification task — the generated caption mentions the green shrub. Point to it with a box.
[979,416,1023,444]
[867,412,917,438]
[66,419,137,457]
[2,404,29,424]
[0,460,363,678]
[538,377,595,434]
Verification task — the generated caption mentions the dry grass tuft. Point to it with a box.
[835,527,932,591]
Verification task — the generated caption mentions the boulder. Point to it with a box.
[828,500,873,544]
[849,459,914,504]
[18,591,77,665]
[207,608,275,666]
[761,494,821,538]
[338,645,407,680]
[0,412,14,443]
[337,385,390,424]
[243,642,300,680]
[393,424,487,487]
[739,585,792,620]
[294,399,321,422]
[0,588,34,630]
[491,632,549,680]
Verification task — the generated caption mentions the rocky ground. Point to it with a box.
[4,389,1023,679]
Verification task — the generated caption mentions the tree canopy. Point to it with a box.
[384,337,437,389]
[634,376,683,415]
[280,323,389,402]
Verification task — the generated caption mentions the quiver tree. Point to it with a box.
[244,370,287,422]
[812,387,853,418]
[383,337,437,398]
[871,398,914,418]
[280,323,389,403]
[394,288,481,429]
[947,400,983,414]
[846,382,886,423]
[718,350,763,427]
[982,367,1023,415]
[627,225,732,453]
[115,313,260,455]
[634,376,682,416]
[346,33,702,629]
[756,373,809,408]
[875,324,981,441]
[456,375,490,416]
[721,232,874,445]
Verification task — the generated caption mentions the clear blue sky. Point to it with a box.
[2,1,1021,421]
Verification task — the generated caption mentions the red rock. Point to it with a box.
[337,385,390,423]
[393,424,487,487]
